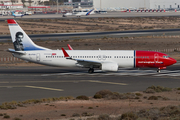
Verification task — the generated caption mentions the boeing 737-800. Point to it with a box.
[11,12,24,18]
[7,19,176,73]
[63,9,94,17]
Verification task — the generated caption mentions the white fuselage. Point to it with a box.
[14,50,135,68]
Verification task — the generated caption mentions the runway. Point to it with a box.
[0,65,180,104]
[1,29,180,42]
[1,11,180,20]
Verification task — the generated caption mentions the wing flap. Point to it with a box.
[75,59,101,67]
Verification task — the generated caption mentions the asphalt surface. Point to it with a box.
[0,64,180,104]
[1,29,180,42]
[1,11,180,20]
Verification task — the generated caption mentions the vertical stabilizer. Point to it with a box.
[86,9,94,16]
[7,19,49,51]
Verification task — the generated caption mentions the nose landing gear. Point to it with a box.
[88,68,94,73]
[157,67,166,73]
[157,69,160,73]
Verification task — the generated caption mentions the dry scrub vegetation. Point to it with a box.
[0,86,180,120]
[1,17,180,35]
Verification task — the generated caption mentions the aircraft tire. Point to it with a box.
[157,69,160,73]
[88,68,94,74]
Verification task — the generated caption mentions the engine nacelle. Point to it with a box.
[101,62,118,71]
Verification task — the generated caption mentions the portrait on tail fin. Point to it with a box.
[13,32,24,51]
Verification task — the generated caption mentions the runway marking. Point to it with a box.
[0,82,9,83]
[0,86,24,88]
[0,80,127,90]
[0,85,64,91]
[25,86,64,91]
[41,69,180,77]
[81,80,127,85]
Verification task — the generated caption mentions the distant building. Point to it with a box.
[0,1,23,9]
[0,0,49,9]
[64,0,93,8]
[63,0,180,9]
[94,0,180,10]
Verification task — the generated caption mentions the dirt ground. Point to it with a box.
[0,89,180,120]
[1,17,180,35]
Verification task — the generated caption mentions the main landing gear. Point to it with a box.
[88,68,94,73]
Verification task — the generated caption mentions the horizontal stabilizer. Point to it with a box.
[7,48,26,55]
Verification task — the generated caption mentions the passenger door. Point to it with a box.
[154,54,159,63]
[36,53,40,62]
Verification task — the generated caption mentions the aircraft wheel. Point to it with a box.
[157,69,160,73]
[88,68,94,74]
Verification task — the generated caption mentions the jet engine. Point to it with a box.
[101,62,118,71]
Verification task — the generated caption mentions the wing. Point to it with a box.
[61,48,101,68]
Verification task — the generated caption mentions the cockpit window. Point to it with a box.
[163,56,169,58]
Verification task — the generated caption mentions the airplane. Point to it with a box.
[7,19,177,73]
[11,12,24,18]
[63,8,94,17]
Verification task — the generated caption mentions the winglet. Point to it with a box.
[67,44,73,50]
[7,19,17,25]
[61,48,70,57]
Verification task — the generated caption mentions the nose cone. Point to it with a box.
[169,57,177,65]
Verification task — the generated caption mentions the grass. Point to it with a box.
[71,113,80,117]
[0,96,74,110]
[3,115,10,118]
[76,95,89,100]
[14,118,22,120]
[88,107,93,109]
[61,114,66,116]
[144,85,172,93]
[135,93,143,96]
[148,96,159,100]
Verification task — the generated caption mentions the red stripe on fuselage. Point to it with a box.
[135,51,176,68]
